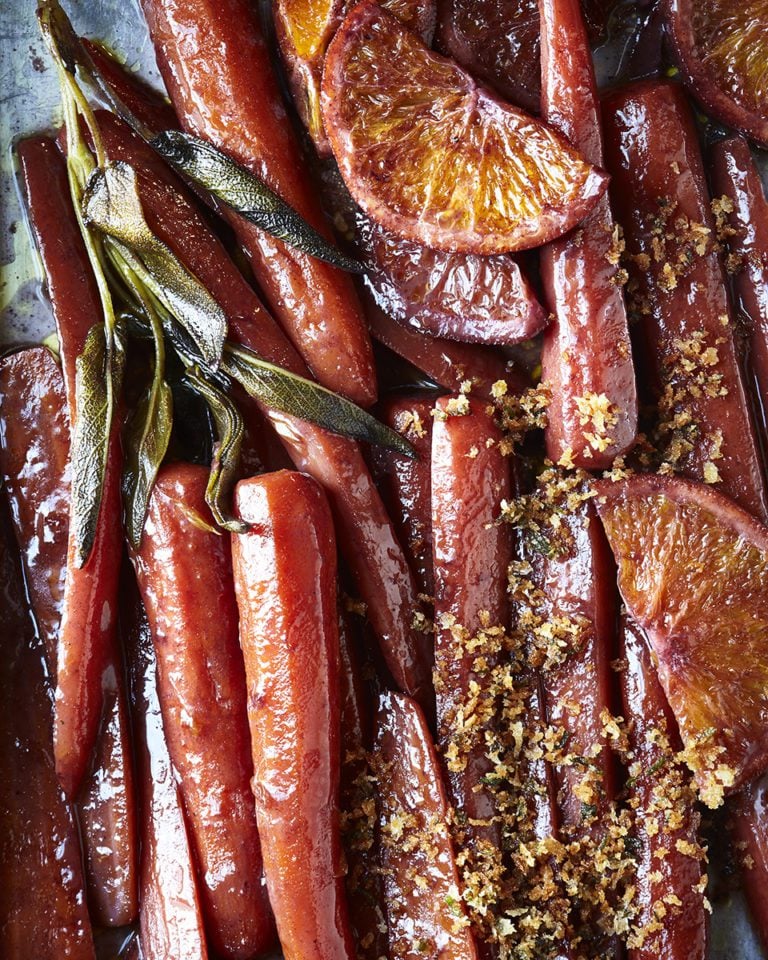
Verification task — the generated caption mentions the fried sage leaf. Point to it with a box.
[151,130,364,274]
[123,381,173,548]
[83,161,227,369]
[184,367,248,532]
[222,344,415,458]
[71,323,126,567]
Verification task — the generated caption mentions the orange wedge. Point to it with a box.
[274,0,436,154]
[321,0,608,254]
[596,473,768,807]
[667,0,768,146]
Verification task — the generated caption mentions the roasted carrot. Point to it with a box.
[140,0,377,406]
[539,0,637,470]
[371,393,436,598]
[620,617,707,960]
[123,582,209,960]
[232,471,355,960]
[732,777,768,950]
[431,396,509,865]
[709,135,768,434]
[0,346,138,928]
[0,499,95,960]
[374,691,478,960]
[602,80,767,519]
[133,463,274,959]
[18,134,123,798]
[94,110,433,707]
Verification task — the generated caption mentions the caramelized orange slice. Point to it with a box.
[596,474,768,807]
[321,0,608,254]
[667,0,768,146]
[274,0,436,154]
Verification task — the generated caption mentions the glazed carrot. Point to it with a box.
[732,777,768,950]
[539,0,637,470]
[140,0,378,406]
[431,396,510,855]
[133,463,274,960]
[231,471,356,960]
[123,586,209,960]
[709,136,768,427]
[602,80,767,519]
[338,613,388,960]
[95,111,433,707]
[371,393,436,598]
[0,346,138,928]
[0,501,95,960]
[18,134,123,798]
[83,39,178,133]
[620,617,707,960]
[365,295,521,399]
[373,691,478,960]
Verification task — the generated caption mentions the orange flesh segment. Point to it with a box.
[322,0,607,254]
[597,475,768,807]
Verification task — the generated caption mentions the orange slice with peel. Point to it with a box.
[666,0,768,146]
[321,0,608,254]
[274,0,436,154]
[596,473,768,807]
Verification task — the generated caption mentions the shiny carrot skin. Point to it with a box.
[431,396,510,850]
[0,501,95,960]
[374,691,478,960]
[18,135,123,798]
[620,617,707,960]
[140,0,377,406]
[231,471,356,960]
[539,0,637,469]
[97,111,433,707]
[365,295,521,399]
[733,777,768,950]
[123,587,209,960]
[602,80,767,519]
[0,346,138,928]
[371,393,436,598]
[133,463,274,960]
[709,136,768,427]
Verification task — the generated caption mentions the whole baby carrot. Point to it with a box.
[133,463,274,960]
[18,134,123,799]
[140,0,377,406]
[231,471,356,960]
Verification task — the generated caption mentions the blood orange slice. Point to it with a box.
[666,0,768,146]
[321,0,608,254]
[596,473,768,807]
[274,0,436,154]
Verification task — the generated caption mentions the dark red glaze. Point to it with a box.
[0,502,95,960]
[83,40,179,133]
[371,393,436,598]
[358,215,547,346]
[133,463,274,959]
[123,588,209,960]
[18,134,123,798]
[0,347,69,672]
[231,471,356,960]
[602,80,768,520]
[92,110,432,707]
[733,776,768,951]
[709,136,768,434]
[0,348,139,927]
[620,617,707,960]
[140,0,377,406]
[539,0,637,469]
[431,396,511,845]
[365,295,519,399]
[540,501,617,827]
[337,613,388,960]
[374,691,478,960]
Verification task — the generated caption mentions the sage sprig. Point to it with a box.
[223,344,416,458]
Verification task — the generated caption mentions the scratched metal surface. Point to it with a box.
[0,2,765,959]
